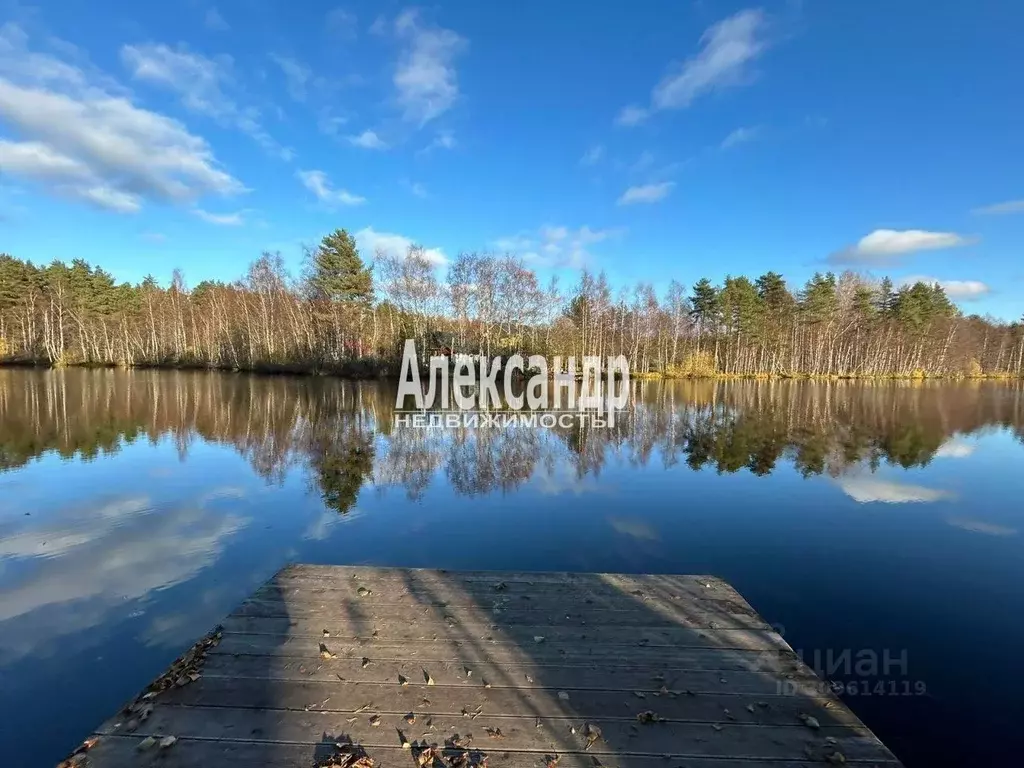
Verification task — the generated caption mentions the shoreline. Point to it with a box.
[2,360,1021,383]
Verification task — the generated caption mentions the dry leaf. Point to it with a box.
[137,737,157,752]
[398,729,411,749]
[583,723,602,750]
[711,724,722,732]
[493,582,507,591]
[357,586,372,597]
[398,674,409,686]
[423,669,435,685]
[533,636,546,643]
[320,643,337,660]
[545,755,560,768]
[361,657,371,668]
[557,691,570,701]
[159,736,177,749]
[485,727,504,739]
[633,691,646,699]
[799,714,821,730]
[323,629,331,638]
[825,751,847,765]
[636,711,664,724]
[369,715,381,727]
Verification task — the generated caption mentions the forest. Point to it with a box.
[1,228,1022,378]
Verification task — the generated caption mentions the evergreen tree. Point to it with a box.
[306,228,373,304]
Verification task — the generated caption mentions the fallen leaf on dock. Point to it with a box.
[320,643,337,660]
[406,713,416,724]
[361,657,371,668]
[369,715,381,726]
[357,586,372,597]
[323,629,330,637]
[137,737,157,752]
[485,727,504,739]
[633,691,645,699]
[398,674,409,686]
[825,751,846,764]
[557,691,570,701]
[798,713,820,730]
[583,723,602,750]
[637,711,664,724]
[159,735,177,749]
[534,636,546,643]
[398,729,411,749]
[423,669,435,685]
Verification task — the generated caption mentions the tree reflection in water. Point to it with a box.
[2,370,1022,510]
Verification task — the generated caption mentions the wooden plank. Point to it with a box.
[152,677,865,728]
[251,588,768,629]
[220,615,791,651]
[213,633,796,670]
[199,655,825,697]
[234,599,770,632]
[272,569,754,609]
[96,705,894,762]
[79,737,900,768]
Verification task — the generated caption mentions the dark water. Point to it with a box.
[1,369,1023,766]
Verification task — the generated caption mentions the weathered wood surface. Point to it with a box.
[68,566,904,767]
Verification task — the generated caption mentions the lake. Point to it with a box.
[1,369,1022,767]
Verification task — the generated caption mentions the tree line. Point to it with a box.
[2,228,1022,378]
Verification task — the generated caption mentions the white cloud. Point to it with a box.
[318,113,348,136]
[392,9,466,125]
[836,476,953,504]
[0,493,247,663]
[347,129,388,149]
[297,169,365,206]
[721,125,759,149]
[403,179,428,198]
[935,437,976,459]
[269,53,310,102]
[829,229,974,265]
[654,9,767,109]
[496,225,624,269]
[619,9,769,125]
[897,275,991,300]
[428,130,456,151]
[972,199,1024,216]
[0,28,244,213]
[615,105,649,127]
[580,144,604,166]
[204,7,229,31]
[326,7,357,39]
[356,225,447,266]
[608,516,659,541]
[947,516,1017,536]
[369,14,388,36]
[193,208,243,226]
[121,42,290,160]
[618,181,675,205]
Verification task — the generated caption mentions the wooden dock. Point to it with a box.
[65,566,903,767]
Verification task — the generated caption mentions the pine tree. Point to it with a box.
[306,229,373,304]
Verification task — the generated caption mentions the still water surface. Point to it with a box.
[1,369,1023,766]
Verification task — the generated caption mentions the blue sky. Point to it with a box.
[1,0,1022,319]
